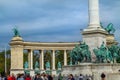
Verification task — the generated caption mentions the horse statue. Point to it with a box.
[105,23,115,34]
[70,48,80,64]
[93,42,114,63]
[70,42,91,64]
[80,43,91,62]
[108,45,119,63]
[93,48,103,62]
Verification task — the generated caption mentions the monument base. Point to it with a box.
[10,69,24,75]
[61,63,120,80]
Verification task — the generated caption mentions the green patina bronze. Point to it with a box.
[93,42,120,63]
[12,27,20,37]
[45,61,50,69]
[70,41,120,64]
[105,23,116,34]
[57,62,62,68]
[24,61,28,69]
[70,42,91,64]
[35,61,39,69]
[93,42,109,63]
[108,44,120,63]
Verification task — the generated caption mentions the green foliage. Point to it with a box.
[0,50,11,74]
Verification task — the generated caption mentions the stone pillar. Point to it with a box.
[88,0,100,28]
[28,49,33,69]
[11,45,24,69]
[10,36,24,75]
[28,50,31,69]
[82,0,108,61]
[40,50,44,70]
[52,50,55,70]
[64,50,67,66]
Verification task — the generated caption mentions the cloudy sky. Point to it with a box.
[0,0,120,48]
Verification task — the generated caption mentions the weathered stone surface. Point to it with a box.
[62,63,120,80]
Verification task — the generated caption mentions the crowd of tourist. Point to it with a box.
[0,72,94,80]
[0,73,53,80]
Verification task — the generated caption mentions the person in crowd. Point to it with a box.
[35,74,43,80]
[67,74,75,80]
[41,73,48,80]
[79,74,83,80]
[25,75,31,80]
[7,74,12,80]
[0,74,2,80]
[58,73,63,80]
[11,73,16,80]
[17,74,24,80]
[47,75,53,80]
[101,72,106,80]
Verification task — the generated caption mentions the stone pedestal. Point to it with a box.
[82,30,108,61]
[107,73,120,80]
[10,69,24,75]
[29,70,34,76]
[10,37,24,74]
[61,63,120,80]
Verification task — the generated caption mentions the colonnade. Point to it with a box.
[27,49,68,70]
[10,36,79,75]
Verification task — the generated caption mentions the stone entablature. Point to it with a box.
[10,37,80,50]
[23,42,79,50]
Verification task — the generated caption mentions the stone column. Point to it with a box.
[28,50,31,69]
[40,50,44,70]
[64,50,67,66]
[82,0,108,61]
[28,49,33,69]
[52,50,55,70]
[88,0,100,28]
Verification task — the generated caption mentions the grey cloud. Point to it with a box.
[0,0,120,46]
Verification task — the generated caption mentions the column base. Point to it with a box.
[10,69,24,75]
[52,70,56,76]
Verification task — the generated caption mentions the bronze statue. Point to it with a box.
[57,62,62,68]
[45,61,50,69]
[93,42,109,63]
[108,44,120,63]
[35,61,39,69]
[24,61,28,69]
[105,23,115,34]
[12,27,20,37]
[70,42,91,64]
